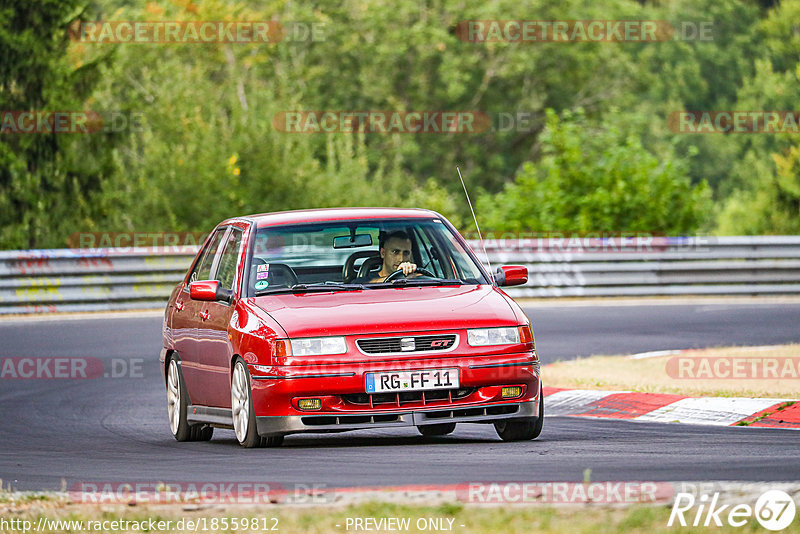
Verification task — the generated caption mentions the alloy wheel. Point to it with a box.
[231,362,250,443]
[167,360,181,435]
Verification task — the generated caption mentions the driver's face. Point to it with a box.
[381,237,412,272]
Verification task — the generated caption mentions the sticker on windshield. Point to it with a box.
[257,271,269,280]
[257,263,269,272]
[254,280,269,290]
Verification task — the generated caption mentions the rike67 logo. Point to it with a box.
[669,489,796,531]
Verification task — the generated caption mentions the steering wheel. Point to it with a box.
[383,267,436,282]
[342,251,379,283]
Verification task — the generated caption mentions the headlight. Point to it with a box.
[290,336,347,356]
[467,327,520,346]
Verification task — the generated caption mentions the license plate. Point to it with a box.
[365,368,459,393]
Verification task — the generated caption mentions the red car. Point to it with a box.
[160,208,542,447]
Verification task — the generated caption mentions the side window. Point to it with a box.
[443,234,484,281]
[214,228,243,291]
[189,228,226,284]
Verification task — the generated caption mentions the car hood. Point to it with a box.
[252,285,518,338]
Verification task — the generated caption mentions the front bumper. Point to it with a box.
[249,351,540,436]
[256,399,538,436]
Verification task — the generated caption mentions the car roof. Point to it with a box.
[226,207,442,228]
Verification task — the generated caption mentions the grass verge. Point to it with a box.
[4,498,798,534]
[542,344,800,398]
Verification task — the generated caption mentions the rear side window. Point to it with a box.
[215,228,243,290]
[189,228,226,283]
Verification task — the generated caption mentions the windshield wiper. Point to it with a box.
[255,283,364,296]
[362,278,463,288]
[394,278,463,287]
[291,283,365,292]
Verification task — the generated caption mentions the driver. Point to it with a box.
[356,230,418,283]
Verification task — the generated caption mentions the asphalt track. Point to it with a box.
[1,301,799,491]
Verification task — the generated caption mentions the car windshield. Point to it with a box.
[249,218,489,295]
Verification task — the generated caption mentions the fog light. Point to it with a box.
[297,398,322,411]
[501,386,523,399]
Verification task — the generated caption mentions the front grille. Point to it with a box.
[301,414,403,426]
[423,404,518,420]
[342,388,476,407]
[356,334,457,354]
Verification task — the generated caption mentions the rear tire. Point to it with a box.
[494,386,544,442]
[418,423,456,436]
[191,425,214,441]
[231,358,284,448]
[166,356,213,442]
[261,435,284,447]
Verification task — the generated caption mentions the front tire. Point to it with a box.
[418,423,456,436]
[494,386,544,442]
[166,356,213,442]
[231,358,283,448]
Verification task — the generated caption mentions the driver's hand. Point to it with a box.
[399,262,417,275]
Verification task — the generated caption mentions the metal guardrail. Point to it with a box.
[0,248,196,314]
[0,236,799,314]
[479,235,800,297]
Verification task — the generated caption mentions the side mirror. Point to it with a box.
[494,265,528,287]
[189,280,233,303]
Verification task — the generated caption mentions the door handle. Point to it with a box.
[199,310,210,321]
[175,301,185,311]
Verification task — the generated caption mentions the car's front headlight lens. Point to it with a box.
[467,327,520,346]
[290,336,347,356]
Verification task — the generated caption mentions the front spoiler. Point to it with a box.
[256,400,537,436]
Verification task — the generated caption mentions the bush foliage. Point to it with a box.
[1,0,798,248]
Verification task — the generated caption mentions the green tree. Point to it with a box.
[717,137,800,235]
[476,109,711,234]
[758,0,800,73]
[0,0,115,248]
[714,0,800,234]
[79,0,467,234]
[3,0,790,248]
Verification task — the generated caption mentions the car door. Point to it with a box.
[174,227,227,404]
[195,224,247,408]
